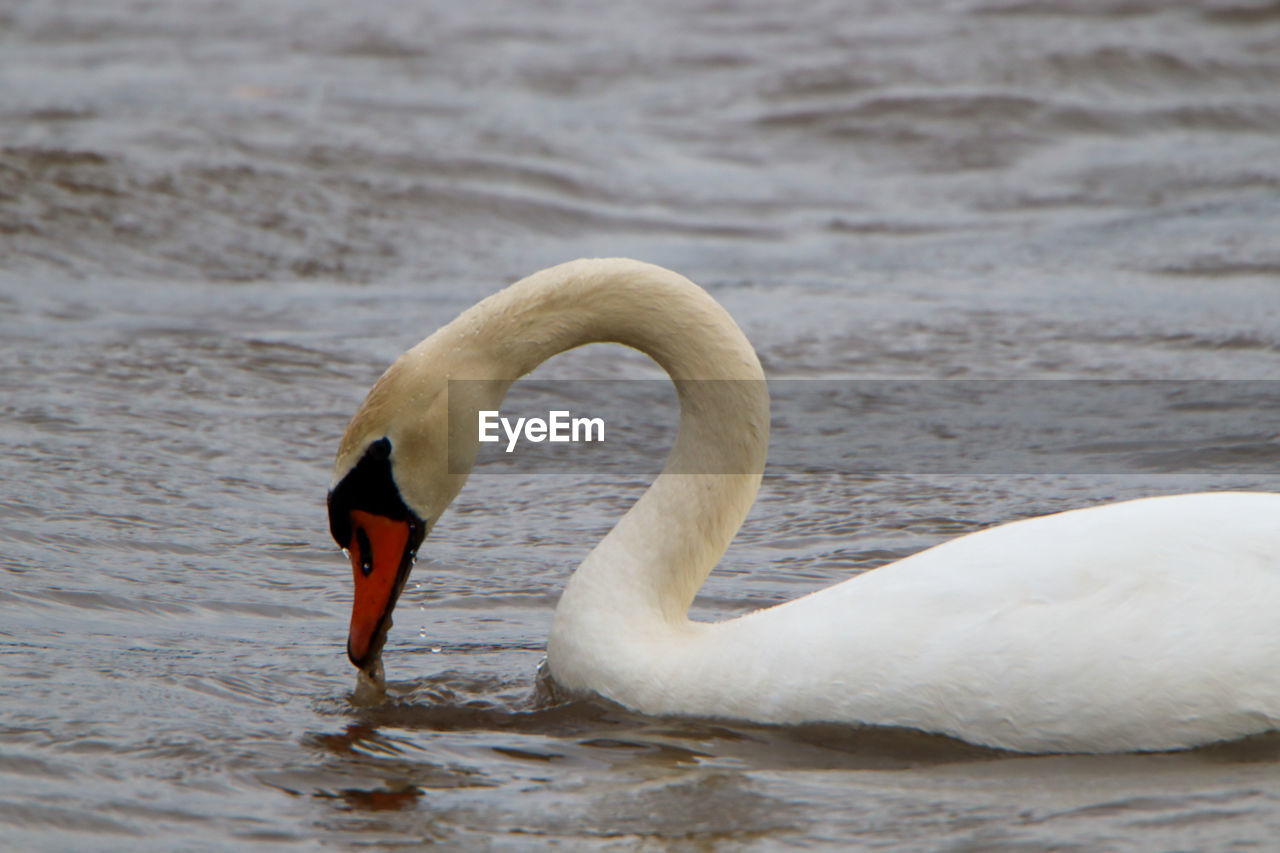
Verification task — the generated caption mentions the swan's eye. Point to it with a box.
[355,526,374,577]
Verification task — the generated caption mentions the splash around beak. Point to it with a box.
[345,509,426,672]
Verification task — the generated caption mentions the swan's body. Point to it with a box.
[329,258,1280,753]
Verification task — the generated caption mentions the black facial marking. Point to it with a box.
[327,437,425,549]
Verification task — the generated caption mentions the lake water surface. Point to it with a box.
[3,1,1280,849]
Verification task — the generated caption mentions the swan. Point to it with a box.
[327,258,1280,753]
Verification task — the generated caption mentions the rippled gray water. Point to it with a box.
[3,1,1280,849]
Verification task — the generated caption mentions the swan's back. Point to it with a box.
[665,492,1280,752]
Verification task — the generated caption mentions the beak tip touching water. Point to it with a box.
[351,654,387,703]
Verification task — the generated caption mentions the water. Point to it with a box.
[3,0,1280,848]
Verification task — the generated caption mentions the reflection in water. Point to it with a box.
[331,786,423,813]
[298,678,1280,845]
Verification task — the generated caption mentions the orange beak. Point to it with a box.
[346,509,415,668]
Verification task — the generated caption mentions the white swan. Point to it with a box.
[328,258,1280,753]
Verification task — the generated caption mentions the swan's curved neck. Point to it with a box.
[450,259,769,627]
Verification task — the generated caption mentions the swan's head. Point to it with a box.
[327,341,503,677]
[327,434,427,676]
